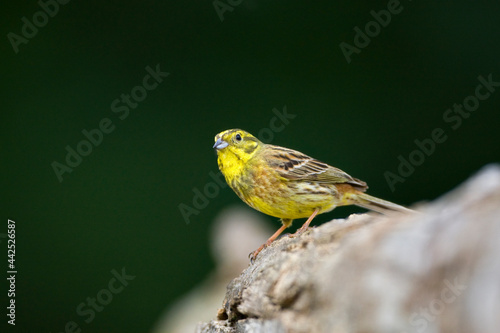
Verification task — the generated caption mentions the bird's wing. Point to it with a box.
[263,145,367,189]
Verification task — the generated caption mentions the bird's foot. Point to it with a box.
[249,243,266,263]
[290,225,315,237]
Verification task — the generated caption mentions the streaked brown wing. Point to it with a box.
[263,145,367,190]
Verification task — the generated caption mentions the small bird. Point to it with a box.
[213,129,413,261]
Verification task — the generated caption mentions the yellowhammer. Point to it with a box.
[213,129,413,261]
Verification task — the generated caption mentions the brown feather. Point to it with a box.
[263,144,368,191]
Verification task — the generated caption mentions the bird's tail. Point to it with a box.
[345,192,414,214]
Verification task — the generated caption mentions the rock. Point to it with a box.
[197,164,500,333]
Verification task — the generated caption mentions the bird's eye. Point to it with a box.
[235,133,242,142]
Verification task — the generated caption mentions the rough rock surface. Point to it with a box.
[196,165,500,333]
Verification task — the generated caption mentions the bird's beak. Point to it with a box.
[213,137,229,150]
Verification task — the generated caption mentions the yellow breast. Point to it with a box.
[218,152,338,220]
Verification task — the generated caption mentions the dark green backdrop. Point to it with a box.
[2,1,499,332]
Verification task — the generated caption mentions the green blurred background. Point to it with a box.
[1,0,500,332]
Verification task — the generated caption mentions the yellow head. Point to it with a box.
[213,129,262,175]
